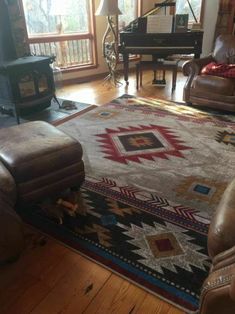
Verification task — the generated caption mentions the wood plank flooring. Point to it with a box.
[0,70,187,314]
[57,69,186,105]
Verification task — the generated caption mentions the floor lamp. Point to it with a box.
[96,0,122,85]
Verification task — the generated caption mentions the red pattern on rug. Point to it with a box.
[96,124,192,164]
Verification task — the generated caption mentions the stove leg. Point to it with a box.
[14,104,20,124]
[53,95,61,108]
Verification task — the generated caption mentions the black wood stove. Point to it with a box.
[0,55,60,124]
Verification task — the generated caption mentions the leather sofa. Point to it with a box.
[183,34,235,112]
[0,162,24,264]
[199,179,235,313]
[0,121,85,263]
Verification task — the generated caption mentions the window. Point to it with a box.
[176,0,204,24]
[118,0,141,31]
[117,0,140,61]
[20,0,96,70]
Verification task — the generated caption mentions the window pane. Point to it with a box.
[22,0,90,36]
[118,0,138,31]
[176,0,202,23]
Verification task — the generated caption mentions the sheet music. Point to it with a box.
[147,15,173,33]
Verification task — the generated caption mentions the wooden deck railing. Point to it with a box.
[29,36,93,68]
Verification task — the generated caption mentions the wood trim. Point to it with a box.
[137,0,142,16]
[62,72,111,85]
[52,105,97,126]
[62,66,136,85]
[28,33,93,44]
[186,0,205,25]
[139,0,142,16]
[61,64,98,73]
[90,0,98,69]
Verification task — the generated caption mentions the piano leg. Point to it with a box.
[123,52,129,85]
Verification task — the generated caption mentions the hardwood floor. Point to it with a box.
[57,70,186,105]
[0,70,187,314]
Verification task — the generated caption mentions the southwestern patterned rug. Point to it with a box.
[18,95,235,313]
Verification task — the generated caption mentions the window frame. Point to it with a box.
[176,0,205,27]
[117,0,142,32]
[19,0,97,73]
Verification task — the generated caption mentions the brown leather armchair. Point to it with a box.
[0,162,24,264]
[183,34,235,112]
[199,179,235,314]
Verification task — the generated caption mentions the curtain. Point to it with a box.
[214,0,235,39]
[6,0,30,57]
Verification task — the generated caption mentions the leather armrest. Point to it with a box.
[208,179,235,259]
[199,247,235,314]
[213,246,235,271]
[199,263,235,314]
[182,55,214,103]
[0,162,16,207]
[0,199,24,264]
[182,55,214,76]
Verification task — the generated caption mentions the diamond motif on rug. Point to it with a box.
[146,232,184,258]
[123,220,208,274]
[96,124,192,164]
[216,130,235,146]
[92,110,120,120]
[175,176,228,205]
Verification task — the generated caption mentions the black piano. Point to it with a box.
[119,2,203,84]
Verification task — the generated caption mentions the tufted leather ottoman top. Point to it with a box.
[0,121,83,184]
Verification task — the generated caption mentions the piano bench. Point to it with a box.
[136,60,179,92]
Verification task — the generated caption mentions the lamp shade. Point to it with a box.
[95,0,122,16]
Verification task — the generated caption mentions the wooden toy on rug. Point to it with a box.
[57,198,78,216]
[41,203,64,225]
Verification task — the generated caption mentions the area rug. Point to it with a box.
[57,94,235,216]
[18,95,235,313]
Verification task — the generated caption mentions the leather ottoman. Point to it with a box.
[0,121,85,202]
